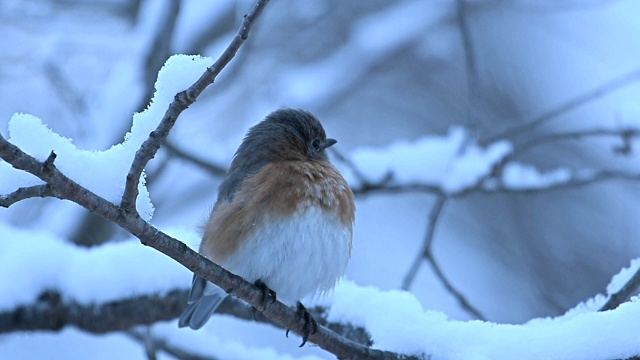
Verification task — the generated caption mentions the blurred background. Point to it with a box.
[1,0,640,358]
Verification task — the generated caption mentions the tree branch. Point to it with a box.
[162,140,227,177]
[0,288,374,350]
[456,0,480,135]
[483,67,640,144]
[0,184,54,207]
[0,134,415,360]
[0,290,186,334]
[126,329,219,360]
[600,266,640,312]
[119,0,270,214]
[402,195,447,291]
[513,127,640,156]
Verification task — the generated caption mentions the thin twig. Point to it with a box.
[402,195,447,290]
[483,67,640,144]
[600,266,640,311]
[456,0,479,135]
[0,184,54,207]
[426,255,486,320]
[127,329,219,360]
[120,0,270,214]
[162,140,227,177]
[513,127,640,156]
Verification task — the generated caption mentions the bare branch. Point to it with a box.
[513,127,640,156]
[490,170,640,195]
[0,184,54,207]
[402,195,447,290]
[403,195,486,320]
[162,140,227,177]
[119,0,270,214]
[127,329,219,360]
[0,290,186,334]
[456,0,479,135]
[600,266,640,312]
[483,67,640,144]
[427,253,486,320]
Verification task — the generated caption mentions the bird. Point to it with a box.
[178,108,355,346]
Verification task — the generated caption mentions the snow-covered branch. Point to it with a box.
[120,0,270,214]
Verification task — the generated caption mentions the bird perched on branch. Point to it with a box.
[178,108,355,346]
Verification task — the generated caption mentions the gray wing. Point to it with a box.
[178,274,227,329]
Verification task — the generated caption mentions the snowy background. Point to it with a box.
[1,0,640,359]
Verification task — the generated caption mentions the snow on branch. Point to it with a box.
[120,0,270,214]
[338,126,640,197]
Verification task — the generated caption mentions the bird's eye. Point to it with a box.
[311,138,321,152]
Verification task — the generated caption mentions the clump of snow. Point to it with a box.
[329,279,640,360]
[0,222,199,310]
[500,162,572,190]
[607,257,640,295]
[0,54,213,220]
[348,127,512,193]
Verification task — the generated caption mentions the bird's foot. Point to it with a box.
[252,279,276,316]
[286,301,318,347]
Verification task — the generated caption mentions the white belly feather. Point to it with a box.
[220,205,351,304]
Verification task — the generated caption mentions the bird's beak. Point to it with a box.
[323,138,337,150]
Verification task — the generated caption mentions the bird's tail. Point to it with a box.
[178,274,227,329]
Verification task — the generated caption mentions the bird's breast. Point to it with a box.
[199,159,355,302]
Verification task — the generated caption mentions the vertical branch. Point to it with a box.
[457,0,479,137]
[402,194,486,320]
[402,195,447,290]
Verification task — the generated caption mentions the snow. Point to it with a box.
[2,2,640,359]
[0,210,636,359]
[2,209,639,360]
[0,222,198,310]
[0,54,213,220]
[500,162,572,190]
[348,127,512,193]
[329,278,640,360]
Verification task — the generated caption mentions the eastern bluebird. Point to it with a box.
[178,108,355,345]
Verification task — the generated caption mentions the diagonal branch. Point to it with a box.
[483,67,640,145]
[600,266,640,312]
[162,140,227,177]
[0,132,414,360]
[119,0,270,214]
[0,184,54,207]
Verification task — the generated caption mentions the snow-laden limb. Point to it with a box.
[345,127,512,194]
[0,131,409,360]
[341,126,640,195]
[329,279,640,360]
[2,214,639,359]
[600,258,640,311]
[499,162,571,190]
[0,222,197,311]
[0,55,215,220]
